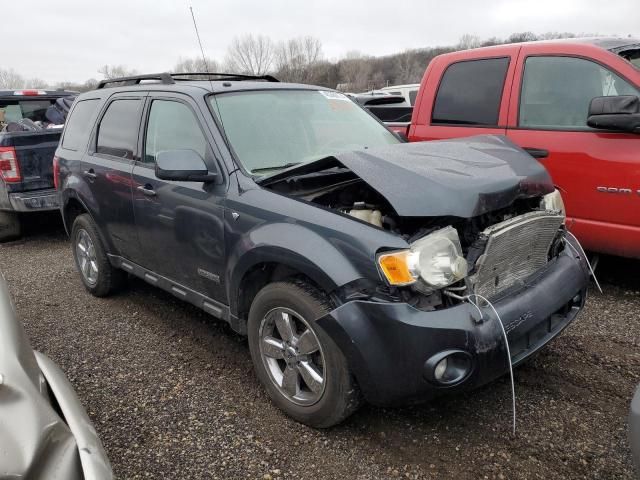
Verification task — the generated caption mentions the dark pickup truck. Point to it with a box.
[0,89,76,241]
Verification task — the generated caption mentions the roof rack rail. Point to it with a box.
[170,72,279,83]
[97,73,175,89]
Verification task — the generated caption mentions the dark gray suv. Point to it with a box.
[56,73,590,427]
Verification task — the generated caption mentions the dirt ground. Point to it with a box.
[0,213,638,479]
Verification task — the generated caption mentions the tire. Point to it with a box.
[0,211,21,242]
[71,213,126,297]
[248,281,361,428]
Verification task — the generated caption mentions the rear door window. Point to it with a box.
[96,99,142,159]
[143,100,207,164]
[62,99,100,151]
[432,57,510,126]
[519,56,640,129]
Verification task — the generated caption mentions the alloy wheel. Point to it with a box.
[76,229,99,286]
[258,307,326,406]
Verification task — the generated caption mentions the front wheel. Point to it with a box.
[248,281,361,428]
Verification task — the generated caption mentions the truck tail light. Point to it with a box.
[0,147,21,183]
[53,156,60,190]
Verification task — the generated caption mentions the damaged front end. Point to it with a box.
[260,135,572,308]
[259,135,590,405]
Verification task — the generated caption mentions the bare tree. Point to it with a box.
[337,53,373,92]
[457,34,482,50]
[538,32,577,40]
[97,65,138,80]
[225,35,274,75]
[0,69,26,89]
[481,37,503,47]
[394,50,423,84]
[173,56,221,75]
[51,78,98,93]
[275,36,323,83]
[507,32,538,43]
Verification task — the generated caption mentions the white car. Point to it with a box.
[380,84,420,105]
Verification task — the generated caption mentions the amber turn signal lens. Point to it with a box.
[378,251,416,286]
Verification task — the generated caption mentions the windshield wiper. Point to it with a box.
[251,162,302,174]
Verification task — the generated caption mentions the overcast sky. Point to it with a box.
[5,0,639,83]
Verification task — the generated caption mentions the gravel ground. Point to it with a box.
[1,213,638,479]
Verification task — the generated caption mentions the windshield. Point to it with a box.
[210,89,400,175]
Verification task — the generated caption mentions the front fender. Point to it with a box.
[227,222,369,315]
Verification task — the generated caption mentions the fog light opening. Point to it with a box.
[434,358,448,381]
[424,350,472,386]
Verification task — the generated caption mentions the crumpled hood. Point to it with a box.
[263,135,554,218]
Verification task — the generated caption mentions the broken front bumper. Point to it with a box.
[317,243,589,406]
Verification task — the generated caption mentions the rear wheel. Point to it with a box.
[0,211,20,242]
[248,281,361,428]
[71,213,126,296]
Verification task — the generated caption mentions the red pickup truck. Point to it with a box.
[392,38,640,258]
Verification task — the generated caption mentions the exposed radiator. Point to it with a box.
[470,211,565,299]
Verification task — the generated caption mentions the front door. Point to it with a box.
[507,54,640,257]
[131,95,227,301]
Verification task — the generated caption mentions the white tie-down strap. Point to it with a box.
[466,293,517,436]
[564,230,603,293]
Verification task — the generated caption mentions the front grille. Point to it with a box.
[470,211,564,299]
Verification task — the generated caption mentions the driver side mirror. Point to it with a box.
[155,149,217,182]
[587,95,640,133]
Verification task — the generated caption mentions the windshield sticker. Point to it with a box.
[319,90,350,101]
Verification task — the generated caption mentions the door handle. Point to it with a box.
[523,147,549,159]
[83,169,97,179]
[137,185,157,196]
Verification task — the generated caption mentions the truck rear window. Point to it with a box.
[432,57,510,126]
[0,99,55,124]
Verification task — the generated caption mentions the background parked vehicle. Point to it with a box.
[0,272,112,479]
[0,89,76,241]
[380,83,420,105]
[347,92,413,124]
[390,37,640,259]
[56,73,589,428]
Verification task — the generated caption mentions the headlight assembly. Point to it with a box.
[377,226,468,288]
[541,189,565,215]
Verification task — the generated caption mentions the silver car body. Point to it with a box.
[0,273,112,479]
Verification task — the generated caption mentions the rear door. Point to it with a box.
[506,47,640,257]
[83,94,143,259]
[131,93,227,302]
[410,47,518,141]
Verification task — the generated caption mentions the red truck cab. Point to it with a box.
[407,38,640,258]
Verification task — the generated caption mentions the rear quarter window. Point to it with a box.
[432,57,510,126]
[62,99,100,151]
